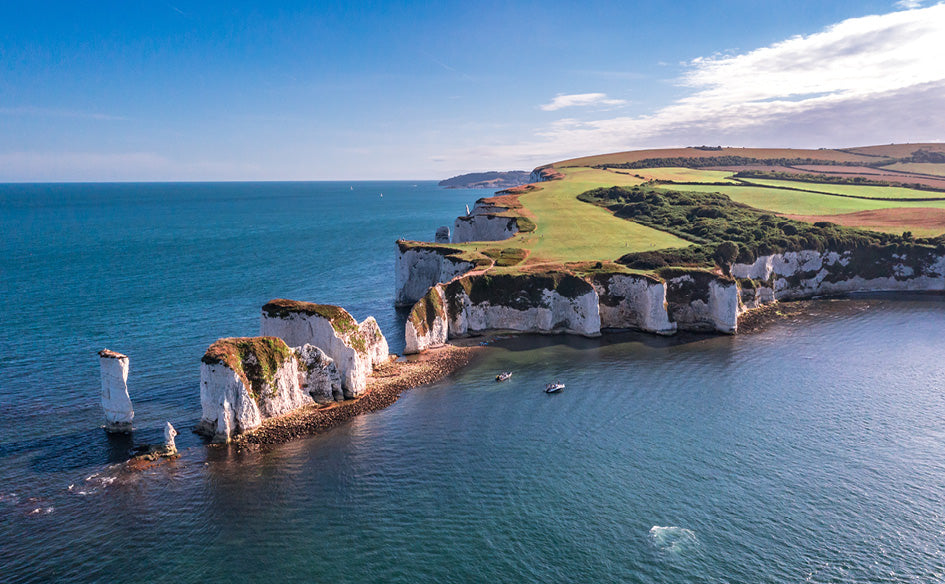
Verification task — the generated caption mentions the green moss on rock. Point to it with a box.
[262,298,358,336]
[409,286,445,337]
[445,272,594,312]
[202,337,294,401]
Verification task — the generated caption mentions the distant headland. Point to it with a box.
[438,170,531,189]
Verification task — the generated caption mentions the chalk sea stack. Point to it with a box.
[260,299,389,398]
[98,349,134,433]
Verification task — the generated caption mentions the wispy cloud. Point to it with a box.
[0,106,127,121]
[896,0,924,8]
[539,93,627,111]
[460,3,945,168]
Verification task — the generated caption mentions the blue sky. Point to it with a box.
[1,0,943,181]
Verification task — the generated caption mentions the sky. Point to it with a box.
[1,0,944,181]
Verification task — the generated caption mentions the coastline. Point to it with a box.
[233,344,482,445]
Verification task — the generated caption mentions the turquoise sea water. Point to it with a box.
[2,182,945,583]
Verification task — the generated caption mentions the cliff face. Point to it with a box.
[590,273,675,335]
[731,248,945,300]
[404,284,449,354]
[451,203,519,243]
[444,273,601,337]
[395,243,477,307]
[260,299,389,398]
[662,270,740,333]
[196,338,343,442]
[197,337,309,443]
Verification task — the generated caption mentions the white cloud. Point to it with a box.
[539,93,627,111]
[896,0,924,8]
[462,3,945,169]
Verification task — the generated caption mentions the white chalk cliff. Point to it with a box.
[395,243,477,307]
[98,349,134,433]
[197,337,315,442]
[445,274,601,337]
[590,273,676,335]
[404,284,449,354]
[451,202,519,243]
[260,299,389,398]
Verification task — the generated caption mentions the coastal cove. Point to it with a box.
[4,181,945,581]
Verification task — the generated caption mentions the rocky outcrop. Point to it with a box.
[528,166,565,183]
[661,270,740,334]
[435,226,450,243]
[445,273,601,337]
[295,343,343,403]
[395,242,478,306]
[260,299,389,398]
[196,337,313,442]
[589,273,676,335]
[163,422,178,454]
[404,284,449,354]
[452,202,519,243]
[98,349,134,433]
[731,248,945,300]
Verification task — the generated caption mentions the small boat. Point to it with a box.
[544,381,565,393]
[496,371,512,382]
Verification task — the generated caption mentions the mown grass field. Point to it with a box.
[516,167,691,263]
[654,183,945,215]
[424,147,945,273]
[741,178,945,200]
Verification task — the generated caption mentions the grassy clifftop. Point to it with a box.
[405,144,945,282]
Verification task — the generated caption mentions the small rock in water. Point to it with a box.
[164,422,178,454]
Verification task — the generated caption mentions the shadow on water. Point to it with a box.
[0,420,198,474]
[483,328,731,353]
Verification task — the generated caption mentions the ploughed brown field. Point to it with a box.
[782,207,945,235]
[844,143,945,158]
[554,147,880,168]
[703,165,945,191]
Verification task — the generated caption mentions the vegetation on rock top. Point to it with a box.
[202,337,294,400]
[262,298,359,336]
[578,185,944,271]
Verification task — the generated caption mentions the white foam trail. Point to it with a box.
[649,525,698,553]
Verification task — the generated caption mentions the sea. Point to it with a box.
[2,181,945,583]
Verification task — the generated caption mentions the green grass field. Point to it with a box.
[517,167,691,263]
[741,178,945,200]
[655,183,945,215]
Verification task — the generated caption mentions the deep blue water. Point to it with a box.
[2,182,945,583]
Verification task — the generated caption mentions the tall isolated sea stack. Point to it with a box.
[98,349,134,433]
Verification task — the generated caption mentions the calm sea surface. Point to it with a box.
[2,182,945,583]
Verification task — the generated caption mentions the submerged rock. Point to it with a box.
[98,349,134,433]
[260,299,389,398]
